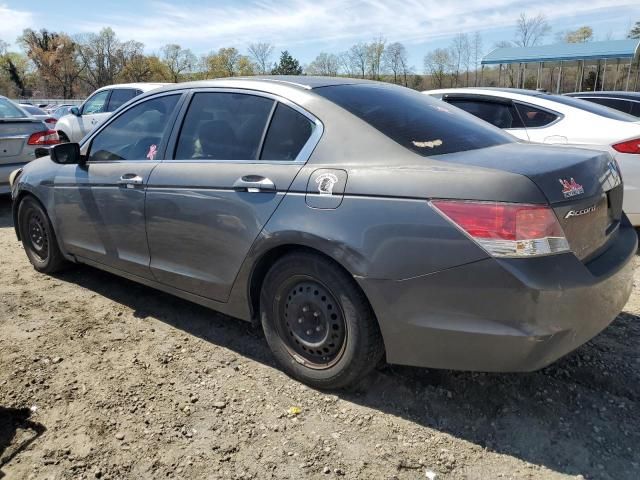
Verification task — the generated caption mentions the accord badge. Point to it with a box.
[565,204,597,219]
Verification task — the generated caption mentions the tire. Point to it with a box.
[17,196,68,273]
[260,252,384,390]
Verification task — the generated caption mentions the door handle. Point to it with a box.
[232,175,275,193]
[118,173,144,187]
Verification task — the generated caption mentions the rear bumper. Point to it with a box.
[359,220,637,372]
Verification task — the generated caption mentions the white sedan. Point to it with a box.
[425,88,640,225]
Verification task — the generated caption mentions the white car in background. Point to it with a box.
[426,88,640,225]
[56,82,169,143]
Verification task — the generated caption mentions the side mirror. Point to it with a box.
[70,106,81,116]
[50,143,81,165]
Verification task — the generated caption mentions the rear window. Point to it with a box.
[580,97,634,115]
[547,95,637,122]
[0,99,28,119]
[315,84,513,157]
[21,105,46,115]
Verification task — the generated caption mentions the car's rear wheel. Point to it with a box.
[260,252,384,389]
[18,196,68,273]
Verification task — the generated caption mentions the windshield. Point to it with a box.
[547,95,638,122]
[0,98,28,119]
[315,84,513,157]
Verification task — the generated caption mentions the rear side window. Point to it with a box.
[446,99,524,129]
[261,103,313,160]
[581,97,633,115]
[315,84,512,157]
[175,92,274,160]
[631,102,640,117]
[88,95,180,162]
[107,89,138,112]
[0,99,27,119]
[514,103,559,128]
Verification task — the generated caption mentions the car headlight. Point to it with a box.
[9,168,23,188]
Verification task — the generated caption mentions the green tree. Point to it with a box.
[271,51,302,75]
[629,21,640,39]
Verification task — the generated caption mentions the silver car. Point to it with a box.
[1,96,58,194]
[10,78,636,389]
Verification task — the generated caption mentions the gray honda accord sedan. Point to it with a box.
[9,77,637,389]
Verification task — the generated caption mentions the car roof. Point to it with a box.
[146,76,383,95]
[94,82,171,93]
[565,91,640,99]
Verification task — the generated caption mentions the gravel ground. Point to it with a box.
[0,195,639,480]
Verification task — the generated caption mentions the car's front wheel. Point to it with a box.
[18,196,68,273]
[260,252,384,389]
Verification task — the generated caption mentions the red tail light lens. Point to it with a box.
[27,129,60,146]
[44,118,56,124]
[612,138,640,154]
[431,200,569,257]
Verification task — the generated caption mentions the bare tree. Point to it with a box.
[471,32,483,86]
[449,33,469,87]
[514,13,551,47]
[247,42,273,74]
[424,48,451,88]
[366,36,386,80]
[383,42,409,85]
[306,52,340,76]
[348,43,369,78]
[161,44,196,82]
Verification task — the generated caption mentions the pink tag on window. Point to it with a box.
[146,144,157,160]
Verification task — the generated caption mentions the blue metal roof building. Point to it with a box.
[480,39,640,92]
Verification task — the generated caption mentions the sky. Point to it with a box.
[0,0,639,69]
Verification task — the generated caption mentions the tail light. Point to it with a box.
[44,118,56,125]
[431,200,570,258]
[612,138,640,154]
[27,129,60,146]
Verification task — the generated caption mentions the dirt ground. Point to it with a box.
[0,195,638,480]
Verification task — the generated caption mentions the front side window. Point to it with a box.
[315,84,513,157]
[82,90,110,115]
[107,89,139,112]
[88,94,180,162]
[0,99,28,119]
[514,103,559,128]
[261,103,313,160]
[446,99,524,129]
[175,92,274,160]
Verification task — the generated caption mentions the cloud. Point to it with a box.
[70,0,637,53]
[0,3,34,43]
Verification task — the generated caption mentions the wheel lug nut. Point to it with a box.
[302,306,309,313]
[316,326,322,332]
[306,329,312,335]
[313,311,320,318]
[298,318,303,324]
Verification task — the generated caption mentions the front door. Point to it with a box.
[145,90,318,301]
[54,93,183,278]
[77,89,111,139]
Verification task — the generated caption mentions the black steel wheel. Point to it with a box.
[18,196,68,273]
[261,252,384,390]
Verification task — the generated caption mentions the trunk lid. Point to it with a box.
[0,119,47,165]
[440,143,623,261]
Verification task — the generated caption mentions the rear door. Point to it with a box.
[53,92,183,278]
[145,89,320,301]
[444,96,530,140]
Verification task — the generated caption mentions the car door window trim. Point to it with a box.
[81,91,189,164]
[167,88,324,165]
